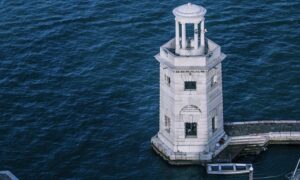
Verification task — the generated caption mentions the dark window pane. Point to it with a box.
[165,75,171,86]
[167,77,171,86]
[185,122,197,137]
[185,81,196,90]
[212,117,216,132]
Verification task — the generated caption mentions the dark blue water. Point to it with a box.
[0,0,299,179]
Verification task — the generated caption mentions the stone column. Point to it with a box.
[200,19,205,48]
[194,23,199,49]
[200,19,205,54]
[175,20,180,50]
[182,23,186,49]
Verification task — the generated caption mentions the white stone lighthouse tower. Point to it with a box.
[151,3,228,164]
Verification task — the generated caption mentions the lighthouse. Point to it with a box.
[151,3,229,164]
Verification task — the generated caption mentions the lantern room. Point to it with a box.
[173,3,207,56]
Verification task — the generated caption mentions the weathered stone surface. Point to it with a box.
[224,120,300,136]
[218,120,300,163]
[152,3,228,163]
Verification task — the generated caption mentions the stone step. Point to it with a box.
[230,135,268,146]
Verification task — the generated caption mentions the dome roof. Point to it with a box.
[173,3,206,18]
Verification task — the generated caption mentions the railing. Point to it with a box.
[158,38,223,68]
[161,38,220,57]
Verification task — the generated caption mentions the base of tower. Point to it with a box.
[152,121,300,166]
[151,134,213,165]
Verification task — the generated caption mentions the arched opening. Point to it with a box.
[180,105,201,114]
[180,105,201,138]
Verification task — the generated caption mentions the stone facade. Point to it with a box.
[151,3,228,164]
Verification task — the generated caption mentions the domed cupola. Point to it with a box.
[173,3,207,56]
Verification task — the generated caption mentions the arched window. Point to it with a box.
[211,75,218,87]
[180,105,201,138]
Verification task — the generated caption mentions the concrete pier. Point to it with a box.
[215,120,300,162]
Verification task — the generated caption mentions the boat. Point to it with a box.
[207,163,253,175]
[286,158,300,180]
[0,171,19,180]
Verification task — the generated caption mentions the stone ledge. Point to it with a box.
[151,134,212,165]
[224,120,300,136]
[225,120,300,125]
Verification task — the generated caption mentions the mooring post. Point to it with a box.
[249,167,254,180]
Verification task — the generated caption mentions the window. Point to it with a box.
[212,117,216,132]
[184,81,196,90]
[165,75,171,86]
[167,76,171,86]
[185,122,197,137]
[212,116,217,133]
[165,115,170,133]
[211,75,217,87]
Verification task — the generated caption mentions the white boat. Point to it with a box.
[207,163,253,175]
[286,158,300,180]
[0,171,19,180]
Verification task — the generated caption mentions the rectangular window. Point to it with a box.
[165,75,171,86]
[211,75,218,87]
[165,115,170,133]
[212,116,217,132]
[185,122,197,137]
[167,76,171,86]
[184,81,196,90]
